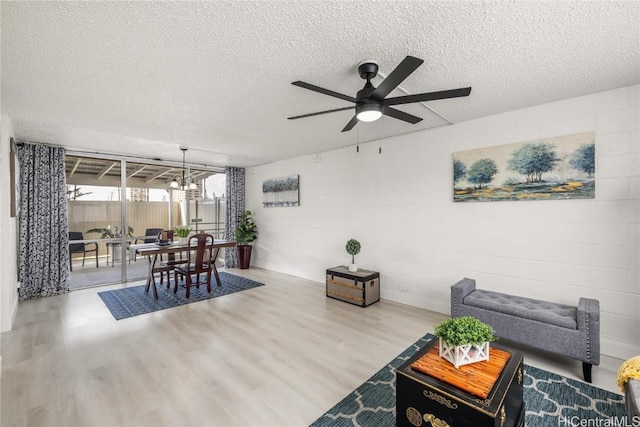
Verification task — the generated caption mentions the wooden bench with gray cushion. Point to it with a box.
[451,277,600,383]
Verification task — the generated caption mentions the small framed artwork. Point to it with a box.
[263,175,299,207]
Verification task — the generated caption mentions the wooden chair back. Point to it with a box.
[173,233,216,297]
[185,233,214,272]
[159,230,174,241]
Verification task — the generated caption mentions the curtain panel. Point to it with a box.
[16,142,70,300]
[224,166,245,267]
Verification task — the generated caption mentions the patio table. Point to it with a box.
[106,240,133,266]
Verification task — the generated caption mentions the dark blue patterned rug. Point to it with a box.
[311,334,627,427]
[98,272,264,320]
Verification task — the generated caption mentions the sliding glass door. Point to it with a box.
[187,174,226,270]
[66,156,124,288]
[66,154,224,289]
[125,160,176,281]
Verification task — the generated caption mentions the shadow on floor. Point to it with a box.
[69,255,149,289]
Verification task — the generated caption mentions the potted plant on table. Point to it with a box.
[174,225,192,243]
[235,210,258,269]
[434,316,496,369]
[345,238,361,272]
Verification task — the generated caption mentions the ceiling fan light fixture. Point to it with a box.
[289,55,471,132]
[356,103,382,122]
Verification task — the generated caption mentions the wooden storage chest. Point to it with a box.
[325,266,380,307]
[396,339,524,427]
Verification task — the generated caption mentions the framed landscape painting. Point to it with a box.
[453,132,595,202]
[263,175,299,207]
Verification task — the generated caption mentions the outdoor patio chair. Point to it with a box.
[131,228,163,262]
[68,231,98,271]
[138,228,164,244]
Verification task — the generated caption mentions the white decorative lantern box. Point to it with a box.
[439,338,490,369]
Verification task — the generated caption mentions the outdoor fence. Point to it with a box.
[68,199,226,257]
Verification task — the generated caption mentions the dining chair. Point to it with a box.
[173,233,215,298]
[152,230,187,287]
[68,231,99,271]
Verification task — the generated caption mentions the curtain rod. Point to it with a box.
[13,138,64,149]
[15,139,225,172]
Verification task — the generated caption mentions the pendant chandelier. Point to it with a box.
[170,147,197,190]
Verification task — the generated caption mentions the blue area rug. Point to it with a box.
[98,272,264,320]
[311,334,627,427]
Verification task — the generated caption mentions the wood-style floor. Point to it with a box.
[0,268,624,426]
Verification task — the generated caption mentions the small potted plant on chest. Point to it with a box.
[345,238,361,272]
[434,316,496,369]
[235,210,258,269]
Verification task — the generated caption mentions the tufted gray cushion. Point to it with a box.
[451,278,600,382]
[463,289,578,329]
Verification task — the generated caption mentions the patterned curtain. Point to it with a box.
[224,166,245,267]
[16,142,70,300]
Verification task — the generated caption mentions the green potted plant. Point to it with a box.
[85,225,134,263]
[174,225,192,243]
[235,210,258,269]
[345,238,361,272]
[434,316,496,368]
[86,225,134,239]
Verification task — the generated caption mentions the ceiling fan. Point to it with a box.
[288,56,471,132]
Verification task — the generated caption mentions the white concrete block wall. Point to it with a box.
[246,85,640,360]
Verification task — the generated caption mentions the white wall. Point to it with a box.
[245,85,640,360]
[0,114,19,332]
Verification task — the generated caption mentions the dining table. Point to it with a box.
[131,239,237,299]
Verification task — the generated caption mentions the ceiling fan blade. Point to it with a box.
[382,107,423,124]
[341,115,359,132]
[292,81,357,103]
[384,87,472,106]
[288,106,354,120]
[369,56,424,101]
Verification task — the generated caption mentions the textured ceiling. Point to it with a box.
[2,1,639,168]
